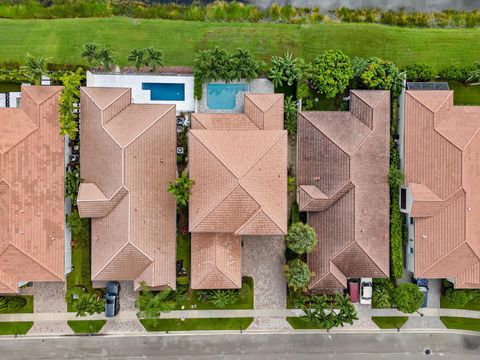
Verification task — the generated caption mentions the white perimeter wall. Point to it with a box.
[86,71,195,112]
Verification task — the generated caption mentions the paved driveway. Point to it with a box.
[20,281,66,313]
[242,235,287,310]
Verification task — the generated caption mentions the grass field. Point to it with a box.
[449,81,480,105]
[140,317,253,331]
[440,317,480,332]
[67,320,106,333]
[372,316,409,329]
[286,317,326,329]
[0,322,33,335]
[0,18,479,68]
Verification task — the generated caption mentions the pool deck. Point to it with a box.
[197,78,274,113]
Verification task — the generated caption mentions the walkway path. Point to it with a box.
[2,307,480,323]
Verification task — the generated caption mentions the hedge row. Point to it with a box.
[403,63,475,82]
[389,145,403,280]
[0,1,479,28]
[335,7,480,28]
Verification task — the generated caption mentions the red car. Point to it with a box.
[348,279,360,303]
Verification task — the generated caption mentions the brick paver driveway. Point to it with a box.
[242,235,287,309]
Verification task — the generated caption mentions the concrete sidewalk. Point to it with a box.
[1,306,480,322]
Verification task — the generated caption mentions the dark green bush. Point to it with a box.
[394,283,424,313]
[372,278,395,309]
[176,276,189,286]
[404,64,436,82]
[445,287,480,307]
[438,65,474,82]
[390,146,403,280]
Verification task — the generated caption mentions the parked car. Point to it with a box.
[360,278,373,305]
[348,279,360,303]
[416,278,429,308]
[105,282,120,317]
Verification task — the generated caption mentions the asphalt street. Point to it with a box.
[1,331,480,359]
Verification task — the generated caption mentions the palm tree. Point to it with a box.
[167,170,194,207]
[135,283,175,319]
[74,293,104,317]
[22,53,45,85]
[268,66,287,88]
[128,48,146,71]
[232,48,260,82]
[80,43,98,66]
[334,293,358,326]
[145,47,165,72]
[97,46,116,71]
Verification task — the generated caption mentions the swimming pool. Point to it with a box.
[142,83,185,101]
[207,83,248,110]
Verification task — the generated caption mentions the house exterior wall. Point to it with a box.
[86,71,194,112]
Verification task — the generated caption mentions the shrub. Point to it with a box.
[67,211,89,237]
[73,293,104,317]
[310,49,352,98]
[285,259,311,291]
[404,64,436,82]
[394,283,424,313]
[286,222,317,255]
[390,146,404,280]
[176,276,189,286]
[352,57,401,94]
[290,202,300,225]
[445,288,480,307]
[209,290,239,309]
[438,65,473,82]
[284,95,298,135]
[5,297,26,312]
[0,297,7,313]
[372,279,395,309]
[167,170,194,208]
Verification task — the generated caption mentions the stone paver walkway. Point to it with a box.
[242,235,287,310]
[20,281,66,313]
[29,321,73,335]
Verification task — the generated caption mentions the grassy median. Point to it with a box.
[0,18,479,68]
[67,320,106,334]
[140,317,253,331]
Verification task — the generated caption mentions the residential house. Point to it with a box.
[188,93,287,289]
[297,90,390,291]
[77,87,177,290]
[401,90,480,288]
[0,86,65,293]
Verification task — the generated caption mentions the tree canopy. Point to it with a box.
[286,222,318,255]
[285,259,312,291]
[394,283,424,313]
[310,49,353,99]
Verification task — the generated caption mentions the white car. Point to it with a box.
[360,278,373,305]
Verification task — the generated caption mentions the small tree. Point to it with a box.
[22,53,45,85]
[135,283,175,319]
[231,48,260,82]
[352,57,402,94]
[80,43,99,67]
[268,52,304,87]
[286,222,318,255]
[74,293,104,317]
[97,46,116,71]
[394,283,424,313]
[128,48,146,71]
[404,63,435,82]
[167,171,194,207]
[145,47,165,72]
[310,49,353,98]
[335,292,358,326]
[285,259,312,291]
[284,96,298,135]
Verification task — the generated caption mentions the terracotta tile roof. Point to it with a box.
[0,86,65,293]
[404,90,480,288]
[78,87,177,289]
[297,90,390,291]
[189,93,287,289]
[191,233,241,289]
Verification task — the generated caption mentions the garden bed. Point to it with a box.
[372,316,408,329]
[0,295,33,314]
[0,322,33,335]
[67,320,106,334]
[140,318,253,331]
[440,317,480,332]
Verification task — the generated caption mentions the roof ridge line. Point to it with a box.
[123,105,175,149]
[6,243,63,281]
[354,239,388,277]
[83,87,130,111]
[246,93,281,118]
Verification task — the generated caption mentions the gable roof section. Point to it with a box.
[0,85,65,293]
[191,233,241,289]
[297,90,390,291]
[78,87,177,289]
[404,90,480,288]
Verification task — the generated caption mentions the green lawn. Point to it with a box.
[176,277,254,310]
[0,322,33,335]
[176,232,191,274]
[0,18,479,68]
[140,317,253,331]
[440,295,480,311]
[286,317,326,329]
[67,320,106,334]
[448,81,480,105]
[440,317,480,332]
[66,219,92,312]
[0,81,21,92]
[0,295,34,314]
[372,316,409,329]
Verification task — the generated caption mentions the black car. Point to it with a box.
[105,282,120,317]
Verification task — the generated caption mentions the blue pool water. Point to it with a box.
[207,83,248,110]
[142,83,185,101]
